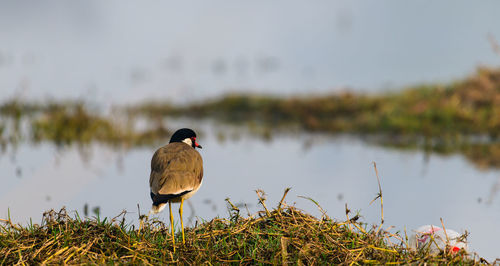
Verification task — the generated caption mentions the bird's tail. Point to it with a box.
[149,203,166,215]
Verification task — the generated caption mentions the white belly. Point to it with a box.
[172,179,203,203]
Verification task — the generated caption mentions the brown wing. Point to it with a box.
[149,142,203,195]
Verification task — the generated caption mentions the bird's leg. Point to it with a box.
[169,201,176,252]
[179,198,185,244]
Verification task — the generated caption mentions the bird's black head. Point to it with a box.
[169,128,202,149]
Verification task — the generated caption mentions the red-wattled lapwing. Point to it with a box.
[149,128,203,250]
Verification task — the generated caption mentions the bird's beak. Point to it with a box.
[195,142,202,149]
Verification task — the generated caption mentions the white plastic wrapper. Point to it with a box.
[408,225,467,254]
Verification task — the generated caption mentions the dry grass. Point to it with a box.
[0,190,485,265]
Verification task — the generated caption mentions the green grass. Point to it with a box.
[30,103,171,147]
[0,190,486,265]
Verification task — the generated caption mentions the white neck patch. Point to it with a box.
[182,138,193,146]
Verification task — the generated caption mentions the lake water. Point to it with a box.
[1,120,500,261]
[1,1,500,104]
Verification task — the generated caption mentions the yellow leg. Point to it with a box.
[179,198,185,244]
[169,201,176,252]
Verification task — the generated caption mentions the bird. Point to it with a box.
[149,128,203,251]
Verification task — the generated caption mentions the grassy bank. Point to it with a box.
[129,67,500,170]
[0,191,481,265]
[1,67,500,169]
[130,67,500,138]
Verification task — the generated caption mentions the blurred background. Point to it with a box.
[1,0,500,260]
